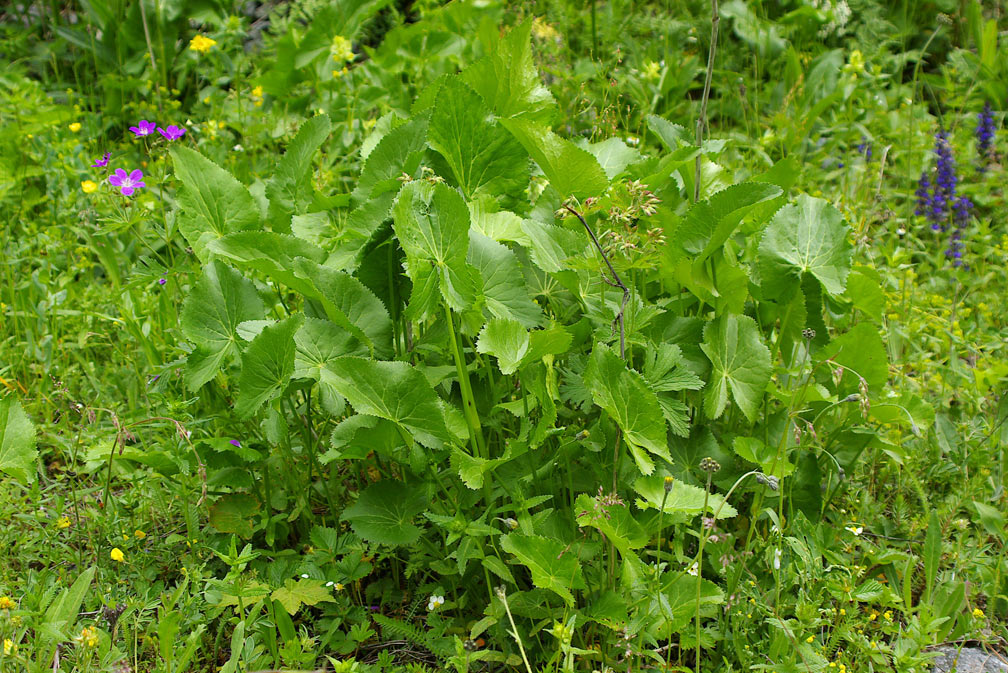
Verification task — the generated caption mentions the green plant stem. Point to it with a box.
[907,25,942,216]
[657,486,672,670]
[696,471,712,673]
[500,590,534,673]
[694,0,720,202]
[443,303,487,460]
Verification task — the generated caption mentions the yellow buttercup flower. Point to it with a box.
[57,516,72,528]
[973,607,985,618]
[110,547,125,563]
[0,596,14,610]
[331,35,354,64]
[81,180,97,194]
[134,529,146,539]
[3,638,12,655]
[69,122,82,132]
[189,34,217,54]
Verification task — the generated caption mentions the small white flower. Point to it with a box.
[626,136,640,147]
[687,562,698,577]
[427,594,445,611]
[300,573,310,579]
[233,144,244,152]
[773,548,782,570]
[846,525,863,536]
[325,581,334,587]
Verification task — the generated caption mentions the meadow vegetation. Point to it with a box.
[0,0,1006,671]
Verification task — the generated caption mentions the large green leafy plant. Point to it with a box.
[168,19,890,668]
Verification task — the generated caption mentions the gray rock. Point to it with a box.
[933,647,1008,673]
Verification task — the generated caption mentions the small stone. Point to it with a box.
[932,647,1008,673]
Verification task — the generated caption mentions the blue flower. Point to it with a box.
[976,102,996,169]
[857,137,872,162]
[914,172,930,216]
[945,195,973,267]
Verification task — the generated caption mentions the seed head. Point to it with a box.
[699,457,720,473]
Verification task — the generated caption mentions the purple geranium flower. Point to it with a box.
[108,168,146,196]
[229,439,241,448]
[129,120,157,137]
[91,152,111,168]
[158,125,186,141]
[158,278,167,286]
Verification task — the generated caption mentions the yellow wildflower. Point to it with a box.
[251,85,264,107]
[3,638,12,655]
[332,67,348,78]
[188,35,217,54]
[134,529,146,539]
[69,122,82,132]
[642,60,661,81]
[0,596,14,610]
[868,609,878,621]
[883,610,893,622]
[57,516,72,528]
[77,626,99,648]
[110,547,125,563]
[335,582,344,591]
[531,17,560,42]
[806,635,815,643]
[973,607,985,619]
[331,35,354,64]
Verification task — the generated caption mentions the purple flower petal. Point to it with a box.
[158,278,167,286]
[129,120,157,138]
[108,168,144,197]
[229,440,242,448]
[158,125,186,141]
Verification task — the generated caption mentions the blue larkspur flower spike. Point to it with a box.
[976,102,996,169]
[919,127,959,232]
[915,172,930,216]
[946,195,973,267]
